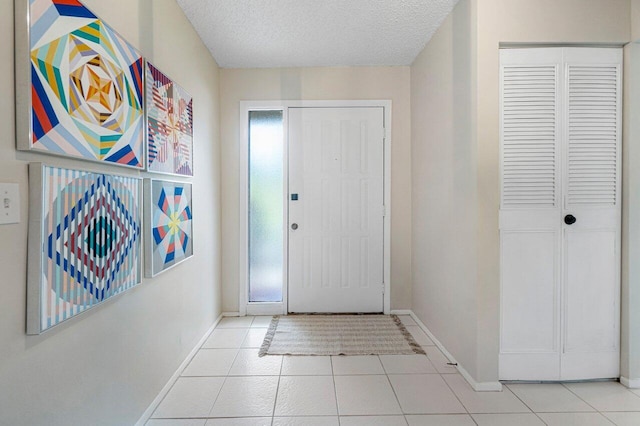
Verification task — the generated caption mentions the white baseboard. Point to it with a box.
[390,309,413,315]
[407,311,503,392]
[621,376,640,389]
[222,311,241,317]
[246,303,285,316]
[135,314,223,426]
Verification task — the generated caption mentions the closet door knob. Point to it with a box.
[564,214,577,225]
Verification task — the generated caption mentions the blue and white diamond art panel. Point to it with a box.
[27,163,141,334]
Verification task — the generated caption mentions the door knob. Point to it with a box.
[564,214,577,225]
[291,223,298,230]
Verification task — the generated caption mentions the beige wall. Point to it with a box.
[410,0,480,379]
[220,67,412,312]
[412,0,632,385]
[0,0,222,424]
[622,41,640,386]
[475,0,631,383]
[633,0,640,40]
[623,0,640,384]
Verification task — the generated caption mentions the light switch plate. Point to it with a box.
[0,183,20,225]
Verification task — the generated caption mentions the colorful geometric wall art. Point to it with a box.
[17,0,144,169]
[144,179,193,277]
[146,62,194,176]
[27,164,142,334]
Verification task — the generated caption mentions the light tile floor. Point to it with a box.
[148,316,640,425]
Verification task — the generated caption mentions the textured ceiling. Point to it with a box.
[176,0,460,68]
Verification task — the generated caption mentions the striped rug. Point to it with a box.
[259,314,426,356]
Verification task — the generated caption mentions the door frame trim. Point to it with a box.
[239,100,392,316]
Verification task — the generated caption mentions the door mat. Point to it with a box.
[259,314,426,356]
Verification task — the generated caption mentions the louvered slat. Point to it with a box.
[567,66,619,206]
[502,66,557,207]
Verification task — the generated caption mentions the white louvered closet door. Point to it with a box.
[561,48,621,380]
[499,48,621,381]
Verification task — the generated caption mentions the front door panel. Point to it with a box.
[288,107,384,313]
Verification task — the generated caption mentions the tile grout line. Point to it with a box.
[399,319,475,426]
[396,320,477,425]
[559,382,606,415]
[470,414,480,426]
[502,383,550,426]
[379,354,408,423]
[439,369,474,418]
[205,326,247,420]
[269,348,285,424]
[508,381,640,426]
[601,413,620,425]
[155,318,640,424]
[207,360,236,418]
[148,323,220,422]
[330,356,343,426]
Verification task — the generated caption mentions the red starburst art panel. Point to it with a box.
[146,62,193,176]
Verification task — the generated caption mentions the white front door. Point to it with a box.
[288,107,385,313]
[499,47,622,381]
